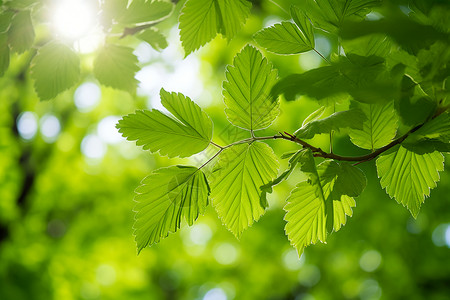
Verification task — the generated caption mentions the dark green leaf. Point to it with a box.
[0,33,9,77]
[294,109,366,139]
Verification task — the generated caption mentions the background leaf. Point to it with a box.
[137,27,168,51]
[117,0,174,25]
[93,44,139,92]
[30,42,80,100]
[376,145,444,218]
[223,45,279,131]
[117,89,212,158]
[210,142,279,237]
[134,166,210,253]
[7,10,34,53]
[0,33,9,77]
[349,101,398,151]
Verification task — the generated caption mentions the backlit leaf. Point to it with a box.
[349,101,398,151]
[254,22,313,55]
[210,142,279,237]
[223,45,279,131]
[134,166,210,253]
[117,0,174,25]
[376,145,444,217]
[0,33,9,77]
[179,0,251,55]
[117,89,213,158]
[93,44,139,92]
[30,42,80,100]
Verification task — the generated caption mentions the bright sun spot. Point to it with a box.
[51,0,97,40]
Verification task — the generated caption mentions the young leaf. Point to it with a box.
[349,101,398,151]
[376,145,444,218]
[117,0,174,25]
[210,142,279,237]
[294,109,366,139]
[333,195,356,232]
[134,166,210,253]
[137,27,168,51]
[179,0,251,55]
[117,89,213,158]
[254,22,314,55]
[30,42,80,100]
[7,10,34,53]
[284,181,327,256]
[93,44,139,92]
[0,33,9,77]
[223,45,279,131]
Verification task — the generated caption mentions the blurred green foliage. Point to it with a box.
[0,0,449,299]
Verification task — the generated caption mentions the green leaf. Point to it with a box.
[0,10,14,33]
[0,33,9,77]
[297,0,380,34]
[290,5,315,48]
[137,27,168,51]
[93,44,139,92]
[223,45,279,131]
[134,166,210,253]
[30,42,80,100]
[254,22,314,55]
[376,145,444,218]
[260,150,303,207]
[117,88,213,158]
[284,181,327,256]
[7,10,34,53]
[295,109,366,139]
[117,0,174,25]
[210,142,279,237]
[342,34,391,57]
[349,101,398,151]
[284,150,364,254]
[179,0,251,55]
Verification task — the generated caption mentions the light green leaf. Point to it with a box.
[0,11,14,33]
[0,33,9,77]
[333,195,356,232]
[179,0,251,55]
[117,0,174,25]
[93,44,139,92]
[117,89,213,158]
[254,22,314,55]
[302,106,327,127]
[210,142,279,237]
[7,10,34,53]
[137,27,168,51]
[30,42,80,100]
[295,109,366,139]
[223,45,279,131]
[349,101,398,151]
[134,166,210,253]
[376,145,444,218]
[284,181,327,256]
[290,5,315,48]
